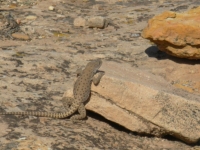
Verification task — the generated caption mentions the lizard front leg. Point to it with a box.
[93,71,105,85]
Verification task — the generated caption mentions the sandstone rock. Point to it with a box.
[73,17,86,27]
[64,61,200,144]
[142,6,200,59]
[86,16,106,28]
[74,16,110,29]
[48,6,55,11]
[12,33,30,40]
[25,15,37,20]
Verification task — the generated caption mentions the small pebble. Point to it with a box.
[130,33,141,38]
[26,15,37,20]
[12,33,30,40]
[49,6,55,11]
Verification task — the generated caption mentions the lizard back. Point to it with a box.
[73,59,102,102]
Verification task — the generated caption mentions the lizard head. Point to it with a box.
[86,58,102,73]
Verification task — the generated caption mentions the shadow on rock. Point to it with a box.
[145,46,169,60]
[145,46,200,64]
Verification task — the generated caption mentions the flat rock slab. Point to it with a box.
[86,61,200,144]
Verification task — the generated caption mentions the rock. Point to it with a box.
[74,16,111,29]
[25,15,37,20]
[64,61,200,144]
[56,14,65,18]
[86,16,106,28]
[9,3,17,9]
[92,4,105,10]
[73,17,86,27]
[48,6,55,11]
[12,33,30,40]
[142,6,200,59]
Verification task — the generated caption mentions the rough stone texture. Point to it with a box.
[0,0,200,149]
[86,16,106,28]
[142,6,200,59]
[88,61,199,144]
[74,16,108,28]
[73,17,86,27]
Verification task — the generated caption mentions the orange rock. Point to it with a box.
[142,6,200,59]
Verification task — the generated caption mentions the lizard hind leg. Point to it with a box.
[70,103,86,122]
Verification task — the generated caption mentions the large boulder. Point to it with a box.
[64,60,200,144]
[142,6,200,59]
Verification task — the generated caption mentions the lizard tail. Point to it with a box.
[0,111,66,118]
[0,103,80,119]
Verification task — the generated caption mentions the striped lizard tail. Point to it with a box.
[0,103,80,119]
[0,111,68,118]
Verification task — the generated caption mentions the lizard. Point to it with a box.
[0,59,104,121]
